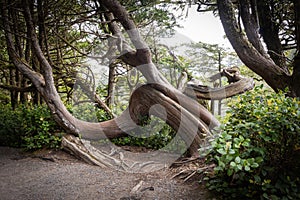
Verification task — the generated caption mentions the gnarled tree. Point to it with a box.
[1,0,253,171]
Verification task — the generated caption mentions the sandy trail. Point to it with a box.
[0,147,212,200]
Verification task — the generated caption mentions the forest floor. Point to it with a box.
[0,146,216,200]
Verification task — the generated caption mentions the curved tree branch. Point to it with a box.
[0,84,35,93]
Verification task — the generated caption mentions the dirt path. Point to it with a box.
[0,147,214,200]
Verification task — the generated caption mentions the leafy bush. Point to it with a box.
[206,86,300,199]
[0,104,63,150]
[20,105,63,150]
[111,117,185,152]
[0,105,23,147]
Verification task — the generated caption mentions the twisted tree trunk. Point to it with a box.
[2,0,254,172]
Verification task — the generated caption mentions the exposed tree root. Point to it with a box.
[62,134,177,173]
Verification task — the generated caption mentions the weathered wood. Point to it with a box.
[62,134,178,173]
[184,67,255,100]
[184,78,255,100]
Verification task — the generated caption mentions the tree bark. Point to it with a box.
[107,63,116,107]
[239,0,268,58]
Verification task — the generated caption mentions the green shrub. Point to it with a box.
[111,117,185,152]
[0,105,23,147]
[206,86,300,199]
[0,104,63,150]
[20,105,63,150]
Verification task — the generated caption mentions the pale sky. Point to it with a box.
[175,6,231,48]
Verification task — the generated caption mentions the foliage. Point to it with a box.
[126,0,185,33]
[0,105,23,147]
[239,65,263,82]
[154,45,191,86]
[68,103,112,122]
[206,85,300,199]
[20,105,64,150]
[112,117,185,152]
[0,89,10,104]
[0,104,63,150]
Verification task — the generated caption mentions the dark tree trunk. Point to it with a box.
[292,0,300,96]
[256,0,287,72]
[9,68,17,109]
[239,0,267,58]
[107,64,116,107]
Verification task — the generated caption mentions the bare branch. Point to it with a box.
[0,84,35,92]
